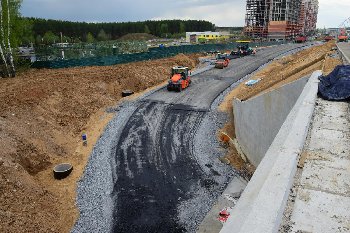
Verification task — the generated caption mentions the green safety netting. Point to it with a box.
[32,41,283,69]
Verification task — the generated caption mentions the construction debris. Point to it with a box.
[245,79,261,86]
[218,207,233,224]
[53,163,73,180]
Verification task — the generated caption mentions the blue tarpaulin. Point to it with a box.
[318,65,350,101]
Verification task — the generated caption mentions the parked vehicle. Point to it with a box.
[295,35,307,43]
[324,35,334,42]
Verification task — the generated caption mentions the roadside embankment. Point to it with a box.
[220,70,322,233]
[218,41,341,172]
[215,42,342,232]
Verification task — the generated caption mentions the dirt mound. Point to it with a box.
[173,53,197,69]
[235,42,335,101]
[0,53,200,233]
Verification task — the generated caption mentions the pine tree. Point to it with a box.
[86,32,95,43]
[144,25,150,34]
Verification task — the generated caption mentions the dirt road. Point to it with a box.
[84,43,312,232]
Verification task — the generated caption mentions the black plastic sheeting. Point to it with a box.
[318,65,350,101]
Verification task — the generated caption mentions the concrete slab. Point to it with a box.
[305,151,350,171]
[282,99,350,233]
[291,189,350,233]
[300,159,350,195]
[308,128,350,155]
[312,101,350,133]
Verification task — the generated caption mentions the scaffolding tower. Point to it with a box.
[303,0,319,35]
[268,0,301,40]
[245,0,312,40]
[244,0,270,39]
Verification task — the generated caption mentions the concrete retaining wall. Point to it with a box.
[233,77,309,167]
[337,42,350,64]
[220,71,322,233]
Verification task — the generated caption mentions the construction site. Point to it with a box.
[1,1,350,233]
[244,0,319,40]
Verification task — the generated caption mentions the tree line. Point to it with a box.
[22,18,216,45]
[0,0,216,78]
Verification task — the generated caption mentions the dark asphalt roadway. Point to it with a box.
[111,43,310,233]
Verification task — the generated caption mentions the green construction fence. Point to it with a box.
[31,41,284,69]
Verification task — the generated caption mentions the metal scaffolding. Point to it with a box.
[299,0,319,36]
[244,0,316,40]
[244,0,271,39]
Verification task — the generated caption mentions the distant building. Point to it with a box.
[185,32,229,43]
[244,0,319,41]
[299,0,319,36]
[326,28,340,37]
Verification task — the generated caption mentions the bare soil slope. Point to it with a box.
[218,42,342,172]
[0,53,200,233]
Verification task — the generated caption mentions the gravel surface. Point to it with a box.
[72,101,140,233]
[178,110,234,232]
[72,43,312,233]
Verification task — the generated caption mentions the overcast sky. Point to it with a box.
[21,0,349,28]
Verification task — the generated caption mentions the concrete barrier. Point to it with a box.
[233,77,309,167]
[220,71,322,233]
[337,42,350,64]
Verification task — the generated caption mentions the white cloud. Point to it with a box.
[317,0,350,28]
[152,2,245,26]
[21,0,348,28]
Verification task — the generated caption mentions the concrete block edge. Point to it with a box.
[336,43,350,64]
[220,70,322,233]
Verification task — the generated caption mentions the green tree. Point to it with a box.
[43,31,58,44]
[16,17,34,46]
[0,0,23,77]
[97,29,108,41]
[144,25,150,34]
[160,23,168,34]
[27,18,216,42]
[35,34,42,45]
[73,37,81,43]
[179,22,186,33]
[62,35,71,43]
[86,32,94,43]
